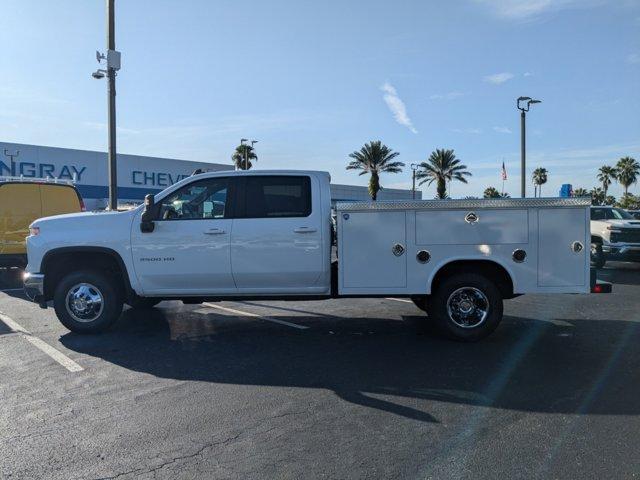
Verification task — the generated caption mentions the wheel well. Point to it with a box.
[41,248,132,301]
[431,260,514,298]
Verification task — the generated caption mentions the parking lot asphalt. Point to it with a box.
[1,264,639,480]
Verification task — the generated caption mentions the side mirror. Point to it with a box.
[140,194,156,233]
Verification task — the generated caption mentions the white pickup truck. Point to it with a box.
[23,170,607,341]
[590,206,640,268]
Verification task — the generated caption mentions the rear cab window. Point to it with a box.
[240,175,311,218]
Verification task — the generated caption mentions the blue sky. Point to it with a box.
[1,0,639,198]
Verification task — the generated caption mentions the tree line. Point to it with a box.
[231,139,639,207]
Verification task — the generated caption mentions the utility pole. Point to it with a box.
[410,163,418,200]
[106,0,117,210]
[517,96,541,198]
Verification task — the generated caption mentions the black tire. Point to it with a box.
[411,295,428,312]
[127,297,161,309]
[590,242,606,269]
[53,270,123,334]
[427,273,503,342]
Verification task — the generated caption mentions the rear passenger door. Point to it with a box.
[230,175,324,293]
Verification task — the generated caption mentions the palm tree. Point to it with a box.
[573,187,589,197]
[346,140,404,200]
[597,165,617,197]
[590,187,605,206]
[615,156,640,196]
[484,186,500,198]
[231,144,257,170]
[532,167,548,197]
[416,149,471,199]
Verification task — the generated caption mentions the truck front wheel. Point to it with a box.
[53,270,123,334]
[427,273,503,342]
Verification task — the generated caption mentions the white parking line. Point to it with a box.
[202,303,309,330]
[385,297,414,304]
[0,312,83,372]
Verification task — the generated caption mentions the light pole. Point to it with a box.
[517,96,541,198]
[411,163,418,199]
[92,0,121,210]
[251,140,258,170]
[240,138,248,170]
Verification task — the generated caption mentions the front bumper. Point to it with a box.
[23,273,46,307]
[602,243,640,260]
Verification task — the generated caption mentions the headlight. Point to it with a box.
[29,226,40,236]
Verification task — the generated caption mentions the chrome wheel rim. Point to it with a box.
[446,287,489,328]
[65,283,104,323]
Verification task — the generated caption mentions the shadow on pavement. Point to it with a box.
[597,261,640,286]
[60,306,640,423]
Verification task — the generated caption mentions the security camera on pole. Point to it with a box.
[516,96,541,198]
[92,0,121,210]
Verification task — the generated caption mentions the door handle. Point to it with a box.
[294,227,317,233]
[204,228,226,235]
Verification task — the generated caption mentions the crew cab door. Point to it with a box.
[230,175,324,293]
[130,176,236,295]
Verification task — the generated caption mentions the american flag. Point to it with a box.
[501,161,507,181]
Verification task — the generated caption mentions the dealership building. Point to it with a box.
[0,142,419,209]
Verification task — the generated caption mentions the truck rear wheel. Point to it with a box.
[427,273,503,342]
[53,270,123,334]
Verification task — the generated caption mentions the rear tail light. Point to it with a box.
[80,198,86,211]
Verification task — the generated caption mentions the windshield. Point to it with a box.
[592,208,634,220]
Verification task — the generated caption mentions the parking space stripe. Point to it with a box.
[24,336,84,372]
[0,312,84,372]
[202,303,309,330]
[385,297,414,304]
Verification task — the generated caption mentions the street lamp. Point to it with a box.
[517,96,542,198]
[92,0,122,210]
[250,140,258,170]
[411,163,419,199]
[240,138,248,170]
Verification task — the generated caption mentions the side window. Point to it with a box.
[591,209,605,221]
[242,176,311,218]
[159,178,229,220]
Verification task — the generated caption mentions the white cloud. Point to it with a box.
[483,72,515,84]
[493,126,512,134]
[453,128,483,134]
[627,53,640,64]
[429,91,466,100]
[474,0,603,20]
[381,82,418,134]
[523,72,533,77]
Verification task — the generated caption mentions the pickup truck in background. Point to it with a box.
[23,170,607,342]
[590,206,640,268]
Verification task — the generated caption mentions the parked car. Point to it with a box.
[626,210,640,220]
[0,178,84,268]
[590,206,640,268]
[24,170,608,341]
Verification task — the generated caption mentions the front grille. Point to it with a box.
[610,229,640,243]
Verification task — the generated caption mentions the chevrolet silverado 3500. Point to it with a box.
[23,170,607,341]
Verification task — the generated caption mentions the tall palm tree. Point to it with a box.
[573,187,589,197]
[346,140,404,200]
[615,156,640,196]
[597,165,617,197]
[416,149,471,199]
[532,167,548,198]
[231,144,257,170]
